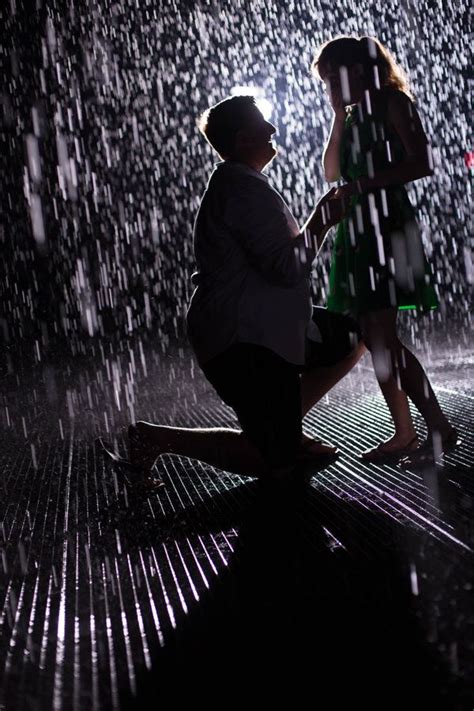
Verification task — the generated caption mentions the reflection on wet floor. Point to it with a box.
[0,341,473,709]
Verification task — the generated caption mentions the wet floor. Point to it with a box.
[1,338,473,710]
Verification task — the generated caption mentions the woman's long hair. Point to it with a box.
[312,35,414,100]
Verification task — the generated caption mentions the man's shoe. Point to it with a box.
[97,436,164,489]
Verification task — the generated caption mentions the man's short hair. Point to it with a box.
[198,95,256,159]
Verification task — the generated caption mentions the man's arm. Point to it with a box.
[226,184,314,287]
[226,184,342,287]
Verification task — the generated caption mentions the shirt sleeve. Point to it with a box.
[224,178,316,287]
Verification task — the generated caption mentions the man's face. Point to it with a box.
[235,105,277,170]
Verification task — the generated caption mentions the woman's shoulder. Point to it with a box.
[379,88,429,148]
[382,87,415,110]
[372,88,417,132]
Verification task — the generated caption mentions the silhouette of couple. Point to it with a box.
[102,35,458,488]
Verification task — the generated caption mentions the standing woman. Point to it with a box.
[312,35,457,463]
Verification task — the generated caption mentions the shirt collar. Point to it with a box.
[216,160,269,184]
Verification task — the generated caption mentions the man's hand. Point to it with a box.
[316,187,347,228]
[302,187,348,251]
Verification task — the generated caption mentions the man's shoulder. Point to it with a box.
[210,162,272,194]
[223,172,285,218]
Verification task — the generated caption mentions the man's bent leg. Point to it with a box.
[133,423,268,476]
[224,344,303,480]
[134,344,302,480]
[301,341,366,417]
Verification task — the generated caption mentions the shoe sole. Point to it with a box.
[400,434,462,468]
[96,437,164,488]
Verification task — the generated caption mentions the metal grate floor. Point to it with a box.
[1,341,473,709]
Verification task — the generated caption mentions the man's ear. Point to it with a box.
[353,62,365,79]
[235,128,252,150]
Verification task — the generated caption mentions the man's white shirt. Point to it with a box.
[186,160,319,366]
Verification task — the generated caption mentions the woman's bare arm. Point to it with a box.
[321,77,347,182]
[322,113,346,182]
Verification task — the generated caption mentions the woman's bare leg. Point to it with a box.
[360,308,452,448]
[359,309,417,451]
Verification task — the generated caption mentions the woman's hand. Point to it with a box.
[329,94,347,123]
[334,176,370,201]
[333,183,357,201]
[323,75,346,121]
[329,91,346,122]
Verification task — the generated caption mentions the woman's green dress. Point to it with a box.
[326,89,438,317]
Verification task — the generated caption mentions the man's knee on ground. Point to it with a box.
[257,443,300,480]
[344,339,366,360]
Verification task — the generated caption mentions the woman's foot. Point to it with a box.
[400,426,460,467]
[361,432,419,462]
